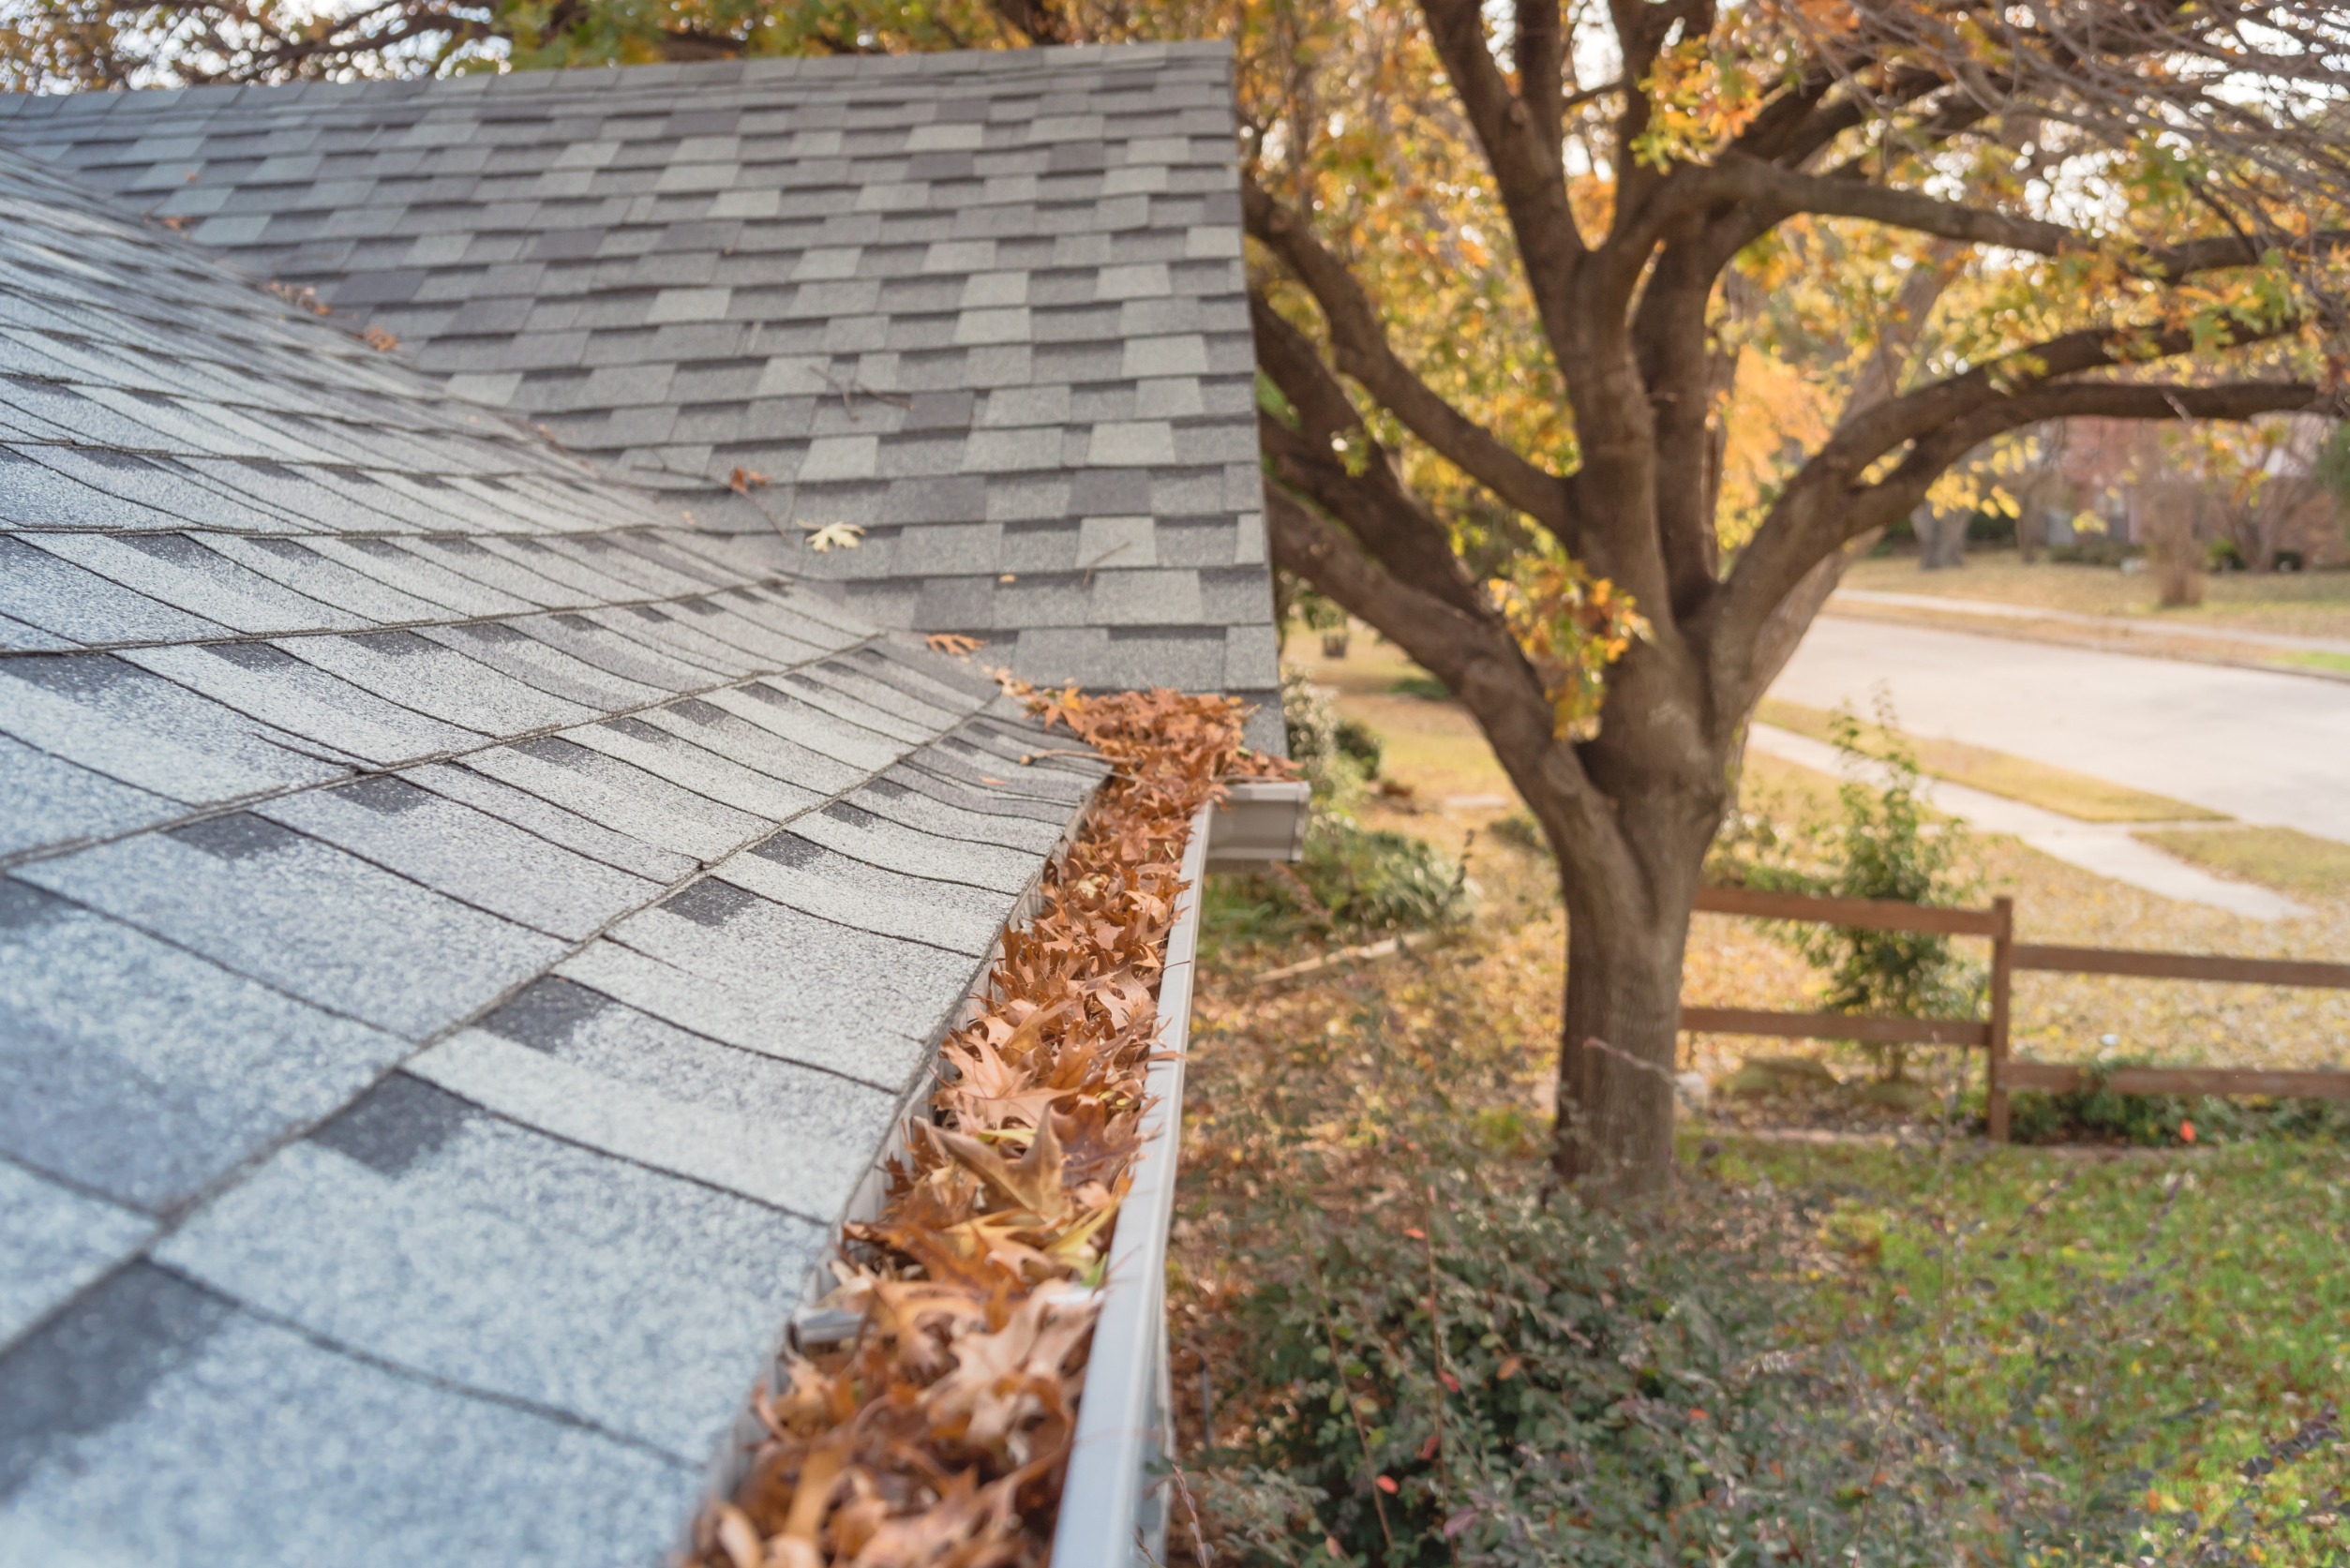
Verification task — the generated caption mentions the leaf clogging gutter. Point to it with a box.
[1050,793,1215,1566]
[694,690,1306,1568]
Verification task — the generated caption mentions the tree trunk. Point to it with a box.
[1544,780,1716,1193]
[1917,505,1968,569]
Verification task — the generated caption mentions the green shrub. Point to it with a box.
[1993,1066,2350,1146]
[1284,668,1375,810]
[1295,816,1472,935]
[1725,696,1983,1081]
[1334,717,1383,776]
[2207,537,2249,573]
[1198,1176,1959,1568]
[1218,667,1468,944]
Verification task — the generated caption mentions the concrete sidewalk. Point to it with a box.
[1745,724,2304,921]
[1773,617,2350,844]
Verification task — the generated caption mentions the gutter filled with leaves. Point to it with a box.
[695,686,1289,1568]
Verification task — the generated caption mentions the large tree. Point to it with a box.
[11,0,2346,1187]
[1236,0,2349,1185]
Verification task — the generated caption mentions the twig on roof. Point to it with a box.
[816,364,912,420]
[1079,540,1131,589]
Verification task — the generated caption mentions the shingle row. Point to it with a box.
[0,43,1281,746]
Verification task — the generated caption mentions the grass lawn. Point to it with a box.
[2279,650,2350,674]
[1716,1132,2350,1547]
[2139,825,2350,902]
[1759,696,2223,822]
[1842,550,2350,642]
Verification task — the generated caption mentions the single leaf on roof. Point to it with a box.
[729,466,770,493]
[804,522,864,552]
[361,326,398,351]
[925,633,984,657]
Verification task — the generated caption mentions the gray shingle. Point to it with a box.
[0,536,231,647]
[569,715,821,821]
[0,1266,696,1567]
[412,978,894,1217]
[0,736,177,859]
[16,818,564,1040]
[124,641,481,767]
[258,774,661,941]
[0,1158,157,1350]
[0,880,408,1211]
[159,1074,819,1459]
[0,654,352,805]
[566,883,974,1086]
[406,759,697,885]
[286,630,596,737]
[727,826,1020,955]
[464,735,771,862]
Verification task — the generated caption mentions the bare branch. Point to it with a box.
[1250,299,1493,622]
[1670,157,2350,281]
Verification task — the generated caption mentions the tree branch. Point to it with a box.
[1515,0,1566,175]
[1263,484,1632,885]
[1245,180,1572,530]
[1714,376,2322,710]
[1676,157,2350,280]
[1250,300,1493,621]
[1416,0,1588,356]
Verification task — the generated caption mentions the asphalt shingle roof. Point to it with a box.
[0,142,1110,1564]
[0,42,1280,747]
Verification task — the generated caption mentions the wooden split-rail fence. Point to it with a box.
[1680,884,2350,1141]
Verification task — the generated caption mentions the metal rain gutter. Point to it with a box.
[1049,797,1214,1567]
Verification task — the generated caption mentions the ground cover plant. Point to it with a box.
[1175,984,1964,1567]
[1721,1134,2350,1562]
[694,685,1289,1568]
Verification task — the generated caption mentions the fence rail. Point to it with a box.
[1683,884,2350,1140]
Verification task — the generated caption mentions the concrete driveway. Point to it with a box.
[1770,615,2350,844]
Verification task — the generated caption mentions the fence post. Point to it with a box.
[1987,894,2014,1143]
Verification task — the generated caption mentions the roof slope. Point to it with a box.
[0,146,1103,1564]
[0,43,1280,744]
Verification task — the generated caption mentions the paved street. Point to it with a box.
[1771,614,2350,844]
